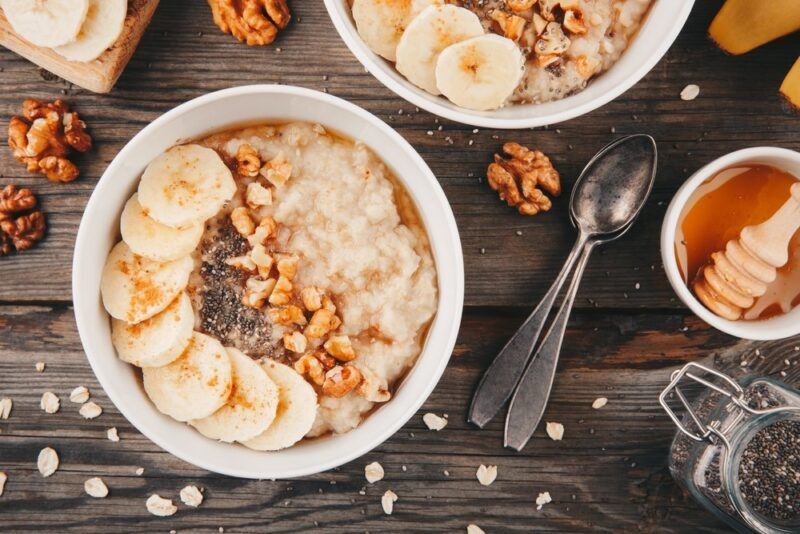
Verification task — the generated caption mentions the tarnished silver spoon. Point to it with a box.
[468,135,657,449]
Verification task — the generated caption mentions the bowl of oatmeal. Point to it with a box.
[73,85,464,478]
[325,0,694,128]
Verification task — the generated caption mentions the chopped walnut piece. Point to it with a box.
[260,152,292,187]
[250,244,274,277]
[536,22,570,56]
[268,275,293,306]
[246,181,272,208]
[283,331,307,353]
[0,184,37,221]
[324,335,356,362]
[236,144,261,177]
[208,0,291,46]
[357,366,391,402]
[300,286,322,311]
[247,216,277,248]
[563,9,587,34]
[507,0,536,13]
[305,309,339,339]
[321,295,337,313]
[7,99,90,182]
[322,365,363,398]
[294,353,326,385]
[575,55,596,78]
[487,142,561,216]
[490,10,527,41]
[243,277,276,308]
[268,305,307,326]
[276,255,298,280]
[230,207,255,237]
[225,254,257,273]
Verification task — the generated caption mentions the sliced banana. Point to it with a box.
[120,193,203,262]
[138,144,236,229]
[0,0,88,48]
[100,241,193,324]
[242,360,318,451]
[435,34,525,111]
[352,0,441,62]
[396,5,484,96]
[142,332,233,422]
[54,0,127,62]
[111,292,194,368]
[191,348,279,443]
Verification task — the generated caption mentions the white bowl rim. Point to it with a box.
[323,0,696,129]
[660,146,800,341]
[72,84,465,478]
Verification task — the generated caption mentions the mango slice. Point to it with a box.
[780,57,800,112]
[709,0,800,55]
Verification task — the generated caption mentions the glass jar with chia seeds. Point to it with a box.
[660,362,800,533]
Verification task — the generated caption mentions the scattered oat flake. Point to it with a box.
[546,422,564,441]
[476,464,497,486]
[180,485,203,507]
[40,391,60,414]
[592,397,608,409]
[536,491,552,510]
[680,84,700,101]
[423,413,447,431]
[467,525,485,534]
[107,427,119,442]
[70,386,90,403]
[0,472,6,497]
[37,447,59,477]
[0,398,12,419]
[79,401,102,419]
[84,477,109,498]
[365,461,384,484]
[135,467,144,476]
[146,494,177,517]
[381,490,398,515]
[35,362,45,372]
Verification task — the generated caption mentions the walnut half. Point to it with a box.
[0,185,45,256]
[486,142,561,216]
[208,0,291,46]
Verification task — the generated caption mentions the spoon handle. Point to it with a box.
[504,240,596,451]
[468,232,589,428]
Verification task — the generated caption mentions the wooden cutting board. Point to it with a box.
[0,0,160,93]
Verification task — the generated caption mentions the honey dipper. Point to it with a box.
[693,182,800,320]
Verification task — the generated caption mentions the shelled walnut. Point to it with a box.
[0,185,46,256]
[487,142,561,216]
[208,0,291,46]
[7,99,91,182]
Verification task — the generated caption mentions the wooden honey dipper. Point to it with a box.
[693,182,800,320]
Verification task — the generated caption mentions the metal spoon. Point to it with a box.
[468,135,658,440]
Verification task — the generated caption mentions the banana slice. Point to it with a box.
[396,5,484,96]
[138,144,236,229]
[352,0,441,62]
[435,34,525,111]
[0,0,88,48]
[111,292,194,368]
[100,241,193,324]
[242,360,318,451]
[54,0,127,62]
[191,348,279,443]
[120,193,203,262]
[142,332,233,422]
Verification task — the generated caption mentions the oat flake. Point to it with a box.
[146,494,177,517]
[107,427,119,442]
[680,84,700,101]
[69,386,90,404]
[180,485,204,507]
[592,397,608,409]
[0,472,6,497]
[37,447,59,477]
[135,467,144,476]
[364,461,384,484]
[381,489,398,515]
[35,362,45,372]
[536,491,552,510]
[40,392,60,414]
[423,413,447,431]
[79,401,102,419]
[84,477,109,498]
[476,464,497,486]
[546,422,564,441]
[467,525,485,534]
[0,398,12,419]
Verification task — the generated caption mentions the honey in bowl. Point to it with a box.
[675,164,800,321]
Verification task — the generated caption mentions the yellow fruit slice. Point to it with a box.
[709,0,800,55]
[780,57,800,112]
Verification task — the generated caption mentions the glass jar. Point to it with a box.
[660,362,800,533]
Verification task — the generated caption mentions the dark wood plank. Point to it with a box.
[1,305,799,531]
[0,1,798,307]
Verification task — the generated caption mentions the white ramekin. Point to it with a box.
[661,147,800,341]
[72,85,465,479]
[324,0,695,129]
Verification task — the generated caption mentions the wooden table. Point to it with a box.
[1,1,798,531]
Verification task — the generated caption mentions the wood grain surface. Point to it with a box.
[0,0,799,532]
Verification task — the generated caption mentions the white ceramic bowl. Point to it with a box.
[72,85,464,478]
[661,147,800,341]
[324,0,695,129]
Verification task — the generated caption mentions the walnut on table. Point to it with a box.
[0,185,46,256]
[7,99,91,183]
[487,142,561,216]
[208,0,291,46]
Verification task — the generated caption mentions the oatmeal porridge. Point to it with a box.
[101,121,438,449]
